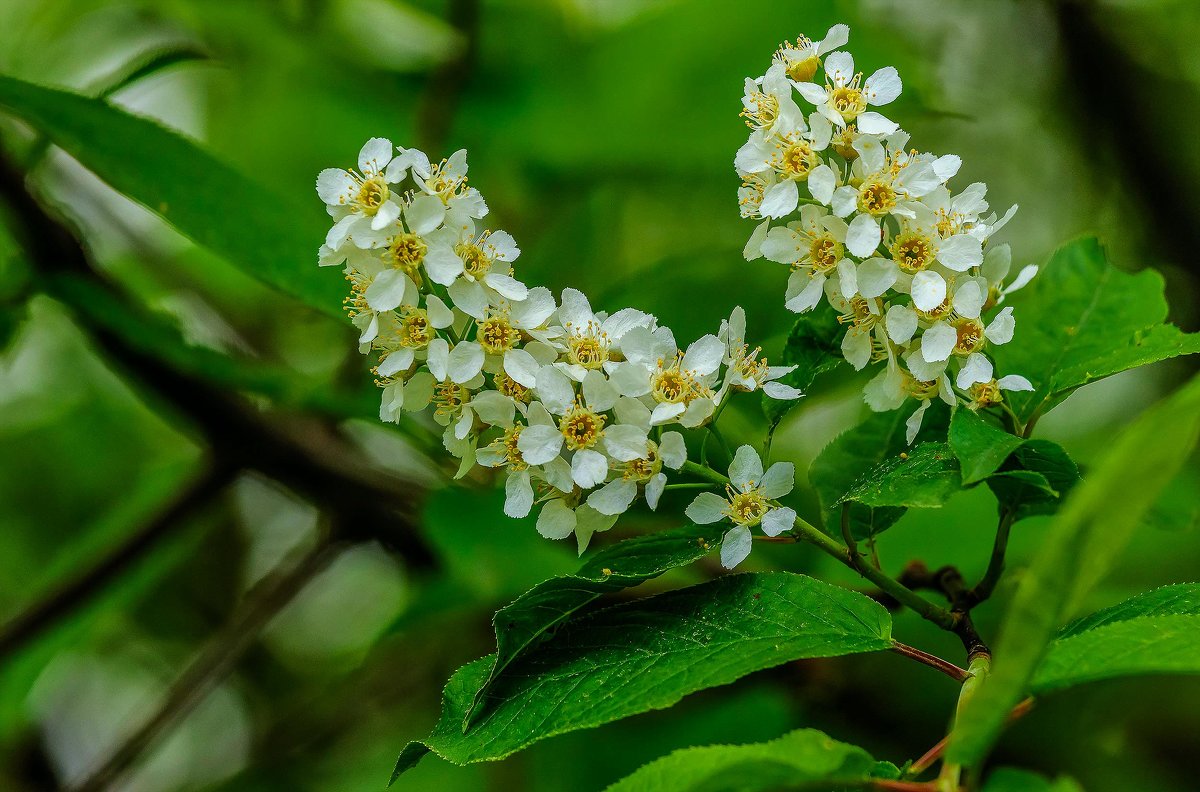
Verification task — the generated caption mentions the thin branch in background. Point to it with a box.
[0,463,235,663]
[889,642,970,684]
[965,509,1015,607]
[66,541,340,792]
[417,0,481,151]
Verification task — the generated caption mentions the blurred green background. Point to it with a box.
[0,0,1197,790]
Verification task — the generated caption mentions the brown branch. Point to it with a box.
[890,642,970,683]
[906,696,1035,779]
[66,542,339,792]
[0,463,235,662]
[899,561,990,661]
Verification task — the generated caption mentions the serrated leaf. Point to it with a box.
[985,440,1079,523]
[810,403,948,540]
[601,727,882,792]
[948,373,1200,766]
[393,572,893,780]
[1058,583,1200,638]
[1033,615,1200,693]
[948,409,1025,485]
[465,523,723,727]
[0,75,344,318]
[993,236,1200,424]
[836,442,961,510]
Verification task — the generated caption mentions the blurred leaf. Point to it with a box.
[948,409,1025,485]
[1032,615,1200,693]
[809,404,948,540]
[986,440,1079,523]
[993,236,1200,424]
[836,442,962,510]
[600,727,883,792]
[1058,583,1200,638]
[948,373,1200,766]
[393,572,892,778]
[982,768,1083,792]
[466,523,723,728]
[0,74,344,317]
[765,302,844,428]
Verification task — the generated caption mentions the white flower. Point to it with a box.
[740,63,805,134]
[794,51,902,133]
[317,138,410,249]
[718,307,802,399]
[402,148,489,232]
[552,289,656,381]
[587,430,687,516]
[422,221,524,305]
[771,24,850,83]
[684,445,797,569]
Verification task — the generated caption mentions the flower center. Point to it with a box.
[741,91,778,130]
[388,233,427,277]
[726,484,768,527]
[500,425,527,470]
[566,321,610,369]
[424,158,468,203]
[733,344,770,390]
[903,373,940,400]
[457,242,490,280]
[624,442,661,482]
[478,313,518,355]
[858,179,897,216]
[832,125,859,160]
[396,308,431,349]
[808,233,843,273]
[651,355,709,405]
[560,402,606,451]
[356,176,388,215]
[432,379,468,417]
[831,84,867,120]
[780,139,818,179]
[342,272,370,319]
[837,296,879,329]
[953,318,986,356]
[917,296,953,322]
[890,231,934,274]
[969,380,1003,408]
[494,372,531,403]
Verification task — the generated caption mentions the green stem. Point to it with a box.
[967,509,1015,606]
[662,482,716,491]
[707,423,733,461]
[937,655,991,791]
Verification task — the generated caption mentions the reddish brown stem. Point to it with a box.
[907,697,1036,779]
[890,642,970,683]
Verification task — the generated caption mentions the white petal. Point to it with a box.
[985,306,1016,345]
[956,353,994,389]
[998,374,1035,392]
[582,369,618,412]
[358,137,393,174]
[405,193,446,234]
[536,365,576,415]
[424,243,464,285]
[981,242,1013,285]
[679,398,715,428]
[536,499,576,539]
[364,269,410,311]
[423,295,454,329]
[649,401,686,426]
[842,328,872,370]
[761,507,796,537]
[471,390,515,427]
[504,470,534,518]
[864,67,902,105]
[504,348,541,388]
[316,169,356,205]
[518,424,564,465]
[587,478,638,516]
[645,473,667,510]
[763,381,804,400]
[447,279,489,319]
[910,270,947,312]
[370,200,401,231]
[426,337,449,381]
[922,321,957,362]
[484,272,529,301]
[728,445,764,490]
[744,219,770,261]
[1005,264,1038,295]
[572,449,609,489]
[511,286,556,329]
[447,342,485,383]
[720,526,754,569]
[837,258,859,299]
[953,280,986,320]
[856,111,899,135]
[857,257,898,299]
[604,424,649,461]
[759,179,799,219]
[932,155,962,182]
[906,401,930,445]
[759,462,795,499]
[845,214,882,258]
[685,492,728,525]
[886,303,918,344]
[808,164,836,205]
[377,348,414,378]
[659,431,687,469]
[682,334,725,375]
[938,234,984,272]
[785,272,827,313]
[794,82,829,104]
[831,185,858,218]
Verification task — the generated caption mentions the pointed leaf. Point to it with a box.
[1033,615,1200,694]
[948,408,1025,485]
[836,442,962,510]
[1058,583,1200,638]
[394,572,892,779]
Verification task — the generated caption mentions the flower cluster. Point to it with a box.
[317,140,800,553]
[736,25,1035,441]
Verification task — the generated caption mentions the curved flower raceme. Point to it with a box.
[737,27,1035,440]
[317,140,798,553]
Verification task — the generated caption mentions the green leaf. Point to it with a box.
[600,727,883,792]
[948,373,1200,766]
[948,409,1025,485]
[765,302,844,428]
[986,440,1080,523]
[1058,583,1200,638]
[465,523,723,728]
[993,236,1200,424]
[836,442,962,510]
[393,572,892,779]
[809,403,948,540]
[0,75,344,318]
[1032,615,1200,693]
[982,768,1083,792]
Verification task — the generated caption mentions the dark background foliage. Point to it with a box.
[0,0,1196,790]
